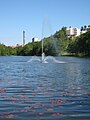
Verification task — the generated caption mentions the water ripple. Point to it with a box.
[0,56,90,120]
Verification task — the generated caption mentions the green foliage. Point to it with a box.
[0,44,16,56]
[15,42,42,56]
[42,37,58,56]
[77,31,90,56]
[15,46,23,55]
[54,27,67,39]
[67,31,90,56]
[30,42,42,56]
[0,27,90,57]
[53,27,68,55]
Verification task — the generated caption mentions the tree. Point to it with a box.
[67,31,90,56]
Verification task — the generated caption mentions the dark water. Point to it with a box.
[0,56,90,120]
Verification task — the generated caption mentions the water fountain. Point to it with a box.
[28,37,66,63]
[28,19,66,63]
[28,56,41,62]
[41,36,65,63]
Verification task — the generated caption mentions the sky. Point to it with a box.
[0,0,90,46]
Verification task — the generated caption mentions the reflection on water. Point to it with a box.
[0,56,90,120]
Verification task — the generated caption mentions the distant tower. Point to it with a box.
[23,31,25,46]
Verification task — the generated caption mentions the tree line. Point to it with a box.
[0,27,90,57]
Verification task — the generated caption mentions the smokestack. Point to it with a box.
[23,31,25,46]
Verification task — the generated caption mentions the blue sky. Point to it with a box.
[0,0,90,46]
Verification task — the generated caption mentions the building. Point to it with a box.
[66,25,90,37]
[23,31,25,46]
[66,27,80,37]
[32,37,39,42]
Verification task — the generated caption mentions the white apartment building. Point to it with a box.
[66,27,80,37]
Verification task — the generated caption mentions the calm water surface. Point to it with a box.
[0,56,90,120]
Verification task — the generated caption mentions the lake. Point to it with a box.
[0,56,90,120]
